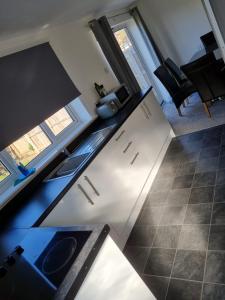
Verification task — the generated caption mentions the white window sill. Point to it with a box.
[0,120,93,210]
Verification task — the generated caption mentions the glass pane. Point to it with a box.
[0,162,10,183]
[45,108,74,136]
[114,28,151,91]
[7,126,51,166]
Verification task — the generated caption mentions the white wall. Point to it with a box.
[0,18,118,118]
[137,0,212,65]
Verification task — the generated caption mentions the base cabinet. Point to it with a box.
[41,90,171,247]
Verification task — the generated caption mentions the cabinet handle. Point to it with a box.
[140,105,149,119]
[115,130,125,141]
[77,184,95,205]
[84,176,100,196]
[123,141,133,154]
[143,102,152,117]
[130,152,140,165]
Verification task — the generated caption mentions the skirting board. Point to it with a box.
[118,129,174,250]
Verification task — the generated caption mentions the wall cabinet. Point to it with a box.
[41,91,171,246]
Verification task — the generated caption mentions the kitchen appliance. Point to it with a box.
[99,84,131,109]
[96,100,118,119]
[0,226,107,300]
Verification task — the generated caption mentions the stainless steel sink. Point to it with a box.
[44,125,116,182]
[45,153,91,181]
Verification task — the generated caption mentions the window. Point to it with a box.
[114,28,151,91]
[45,108,74,136]
[0,162,10,183]
[0,100,87,200]
[7,126,51,166]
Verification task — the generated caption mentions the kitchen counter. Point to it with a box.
[0,224,110,300]
[0,87,152,231]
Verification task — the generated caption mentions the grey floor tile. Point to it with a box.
[219,156,225,170]
[176,162,196,176]
[144,248,176,277]
[196,158,219,173]
[216,170,225,185]
[188,131,204,142]
[166,141,185,156]
[212,203,225,225]
[220,145,225,157]
[127,225,157,247]
[202,283,225,300]
[172,249,206,281]
[166,279,202,300]
[151,177,174,193]
[205,251,225,284]
[145,191,168,207]
[123,246,150,274]
[203,135,221,147]
[199,146,220,160]
[142,275,169,300]
[172,175,194,189]
[160,205,187,225]
[137,206,163,226]
[209,225,225,251]
[167,188,191,206]
[184,204,212,224]
[152,226,181,249]
[163,153,182,165]
[189,187,214,204]
[157,162,179,178]
[192,172,216,188]
[204,127,223,139]
[178,225,209,250]
[180,151,200,164]
[214,184,225,203]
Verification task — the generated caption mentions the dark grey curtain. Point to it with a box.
[0,43,80,151]
[130,7,164,65]
[89,16,140,94]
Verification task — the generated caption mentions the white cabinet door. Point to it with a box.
[40,179,98,227]
[143,91,172,154]
[82,139,140,238]
[75,237,156,300]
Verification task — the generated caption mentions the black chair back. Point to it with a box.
[181,53,225,102]
[165,58,186,85]
[200,31,218,52]
[154,65,180,97]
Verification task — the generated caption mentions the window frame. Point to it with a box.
[0,103,82,195]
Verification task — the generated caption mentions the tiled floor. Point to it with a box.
[124,125,225,300]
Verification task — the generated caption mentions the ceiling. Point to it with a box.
[1,0,135,38]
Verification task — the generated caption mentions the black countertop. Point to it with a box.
[0,88,152,231]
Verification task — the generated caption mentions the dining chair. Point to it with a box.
[181,52,225,118]
[200,31,218,52]
[154,65,196,116]
[164,58,188,85]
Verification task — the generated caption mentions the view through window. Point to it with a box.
[0,162,10,183]
[45,108,74,136]
[7,126,51,166]
[114,28,151,91]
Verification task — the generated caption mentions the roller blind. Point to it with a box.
[0,42,80,151]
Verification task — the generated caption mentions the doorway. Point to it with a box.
[114,28,151,91]
[112,18,170,105]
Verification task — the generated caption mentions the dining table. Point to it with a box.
[189,47,222,63]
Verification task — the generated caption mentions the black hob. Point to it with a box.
[35,231,91,287]
[0,228,92,300]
